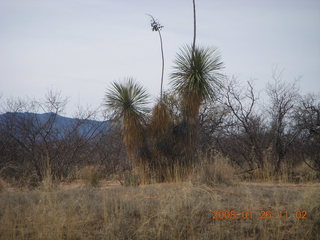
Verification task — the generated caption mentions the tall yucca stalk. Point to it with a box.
[171,45,224,123]
[192,0,197,54]
[105,79,149,164]
[147,14,165,100]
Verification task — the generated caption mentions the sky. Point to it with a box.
[1,0,320,116]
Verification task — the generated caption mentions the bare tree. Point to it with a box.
[266,72,300,171]
[0,91,110,184]
[223,78,266,168]
[198,100,230,153]
[293,93,320,171]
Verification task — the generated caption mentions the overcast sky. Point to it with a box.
[1,0,320,116]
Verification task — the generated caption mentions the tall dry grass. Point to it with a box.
[76,165,102,187]
[243,157,320,184]
[193,152,238,187]
[1,151,319,239]
[0,178,7,193]
[0,181,319,240]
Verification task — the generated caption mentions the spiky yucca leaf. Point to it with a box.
[105,78,149,121]
[171,45,223,102]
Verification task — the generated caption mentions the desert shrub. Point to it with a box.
[246,153,320,183]
[39,171,56,191]
[291,162,320,183]
[77,165,102,187]
[120,171,141,186]
[0,178,6,193]
[90,175,100,187]
[193,153,237,187]
[37,159,59,191]
[308,205,320,240]
[249,154,277,182]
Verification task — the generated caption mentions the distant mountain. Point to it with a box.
[0,112,109,139]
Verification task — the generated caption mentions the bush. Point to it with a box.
[120,171,141,186]
[77,165,101,187]
[0,178,6,193]
[193,153,237,187]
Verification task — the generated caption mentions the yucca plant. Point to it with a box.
[105,79,150,166]
[170,45,224,163]
[146,14,176,181]
[171,45,224,123]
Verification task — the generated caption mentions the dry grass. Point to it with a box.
[149,102,172,138]
[119,171,141,186]
[193,153,238,187]
[0,178,7,193]
[0,180,319,240]
[76,165,101,187]
[1,153,319,239]
[291,162,320,183]
[246,159,320,184]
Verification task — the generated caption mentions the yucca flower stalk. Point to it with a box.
[192,0,197,54]
[147,14,165,100]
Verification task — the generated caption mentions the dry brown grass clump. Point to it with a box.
[148,102,175,181]
[119,171,141,186]
[193,152,238,187]
[291,162,320,183]
[76,165,102,187]
[0,178,7,193]
[149,102,172,137]
[245,157,320,184]
[38,163,57,191]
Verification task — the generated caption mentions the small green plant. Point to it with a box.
[89,173,100,188]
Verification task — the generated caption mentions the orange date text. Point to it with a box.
[210,210,308,220]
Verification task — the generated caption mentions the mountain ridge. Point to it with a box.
[0,112,109,138]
